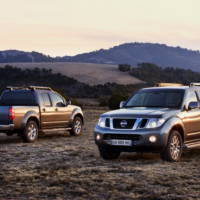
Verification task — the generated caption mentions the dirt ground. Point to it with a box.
[0,108,200,200]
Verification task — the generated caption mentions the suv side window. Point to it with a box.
[41,93,51,107]
[50,92,65,107]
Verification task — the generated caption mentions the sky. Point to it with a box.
[0,0,200,56]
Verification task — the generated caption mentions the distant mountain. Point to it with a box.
[65,43,200,71]
[0,50,53,63]
[1,43,200,71]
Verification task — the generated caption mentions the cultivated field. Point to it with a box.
[0,108,200,200]
[0,62,143,86]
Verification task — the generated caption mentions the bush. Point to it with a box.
[130,62,200,85]
[118,64,131,72]
[71,98,83,108]
[98,96,109,107]
[108,93,128,110]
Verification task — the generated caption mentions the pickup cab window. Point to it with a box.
[41,93,51,107]
[0,90,37,106]
[50,93,66,107]
[187,91,198,102]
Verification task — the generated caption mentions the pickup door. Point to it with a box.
[39,91,71,128]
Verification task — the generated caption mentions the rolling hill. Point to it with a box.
[0,62,143,86]
[1,43,200,71]
[66,43,200,71]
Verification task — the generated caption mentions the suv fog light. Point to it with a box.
[96,134,101,140]
[149,136,157,143]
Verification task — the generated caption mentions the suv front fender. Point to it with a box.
[161,117,185,146]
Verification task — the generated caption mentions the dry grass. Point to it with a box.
[0,108,200,200]
[0,62,143,86]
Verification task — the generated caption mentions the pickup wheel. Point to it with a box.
[22,120,39,143]
[160,130,183,162]
[70,116,83,136]
[98,146,120,160]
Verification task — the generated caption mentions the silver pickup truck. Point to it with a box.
[0,86,84,142]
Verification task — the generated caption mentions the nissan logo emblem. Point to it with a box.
[120,120,128,127]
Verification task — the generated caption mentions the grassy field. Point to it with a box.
[0,108,200,200]
[0,62,143,86]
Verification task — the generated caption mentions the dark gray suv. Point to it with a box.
[94,83,200,162]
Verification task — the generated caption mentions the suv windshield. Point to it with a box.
[125,89,185,108]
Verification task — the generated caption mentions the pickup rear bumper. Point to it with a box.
[0,124,14,131]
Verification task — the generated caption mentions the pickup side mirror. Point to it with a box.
[56,102,66,107]
[188,101,198,110]
[119,101,126,108]
[66,100,71,106]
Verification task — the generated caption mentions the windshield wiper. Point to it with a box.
[124,106,146,108]
[124,105,176,108]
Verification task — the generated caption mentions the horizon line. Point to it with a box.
[0,41,200,58]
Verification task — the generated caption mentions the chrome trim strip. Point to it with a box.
[42,121,69,124]
[187,131,200,136]
[132,118,143,130]
[110,117,114,129]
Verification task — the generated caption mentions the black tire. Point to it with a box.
[21,120,39,143]
[70,116,83,136]
[98,146,120,160]
[160,130,183,162]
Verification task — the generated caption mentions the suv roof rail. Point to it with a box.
[28,86,52,90]
[189,83,200,87]
[6,86,52,91]
[155,83,183,87]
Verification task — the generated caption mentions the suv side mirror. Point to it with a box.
[119,101,126,108]
[188,101,198,110]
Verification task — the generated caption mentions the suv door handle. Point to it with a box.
[55,108,58,112]
[42,108,46,112]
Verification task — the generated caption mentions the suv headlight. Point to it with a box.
[98,117,106,128]
[146,118,165,129]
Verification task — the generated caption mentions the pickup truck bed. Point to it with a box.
[0,106,39,130]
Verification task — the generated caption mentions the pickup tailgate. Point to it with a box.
[0,106,11,125]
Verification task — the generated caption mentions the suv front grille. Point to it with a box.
[113,118,136,129]
[103,134,141,141]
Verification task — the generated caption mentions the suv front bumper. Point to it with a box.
[94,125,168,153]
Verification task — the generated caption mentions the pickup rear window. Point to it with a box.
[0,90,37,106]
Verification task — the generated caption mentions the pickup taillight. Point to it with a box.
[9,107,15,120]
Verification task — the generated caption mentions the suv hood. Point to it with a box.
[101,107,180,119]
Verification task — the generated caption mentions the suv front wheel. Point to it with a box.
[161,130,183,162]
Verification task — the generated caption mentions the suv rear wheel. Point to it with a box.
[22,120,39,143]
[98,146,120,160]
[70,116,83,136]
[161,130,183,162]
